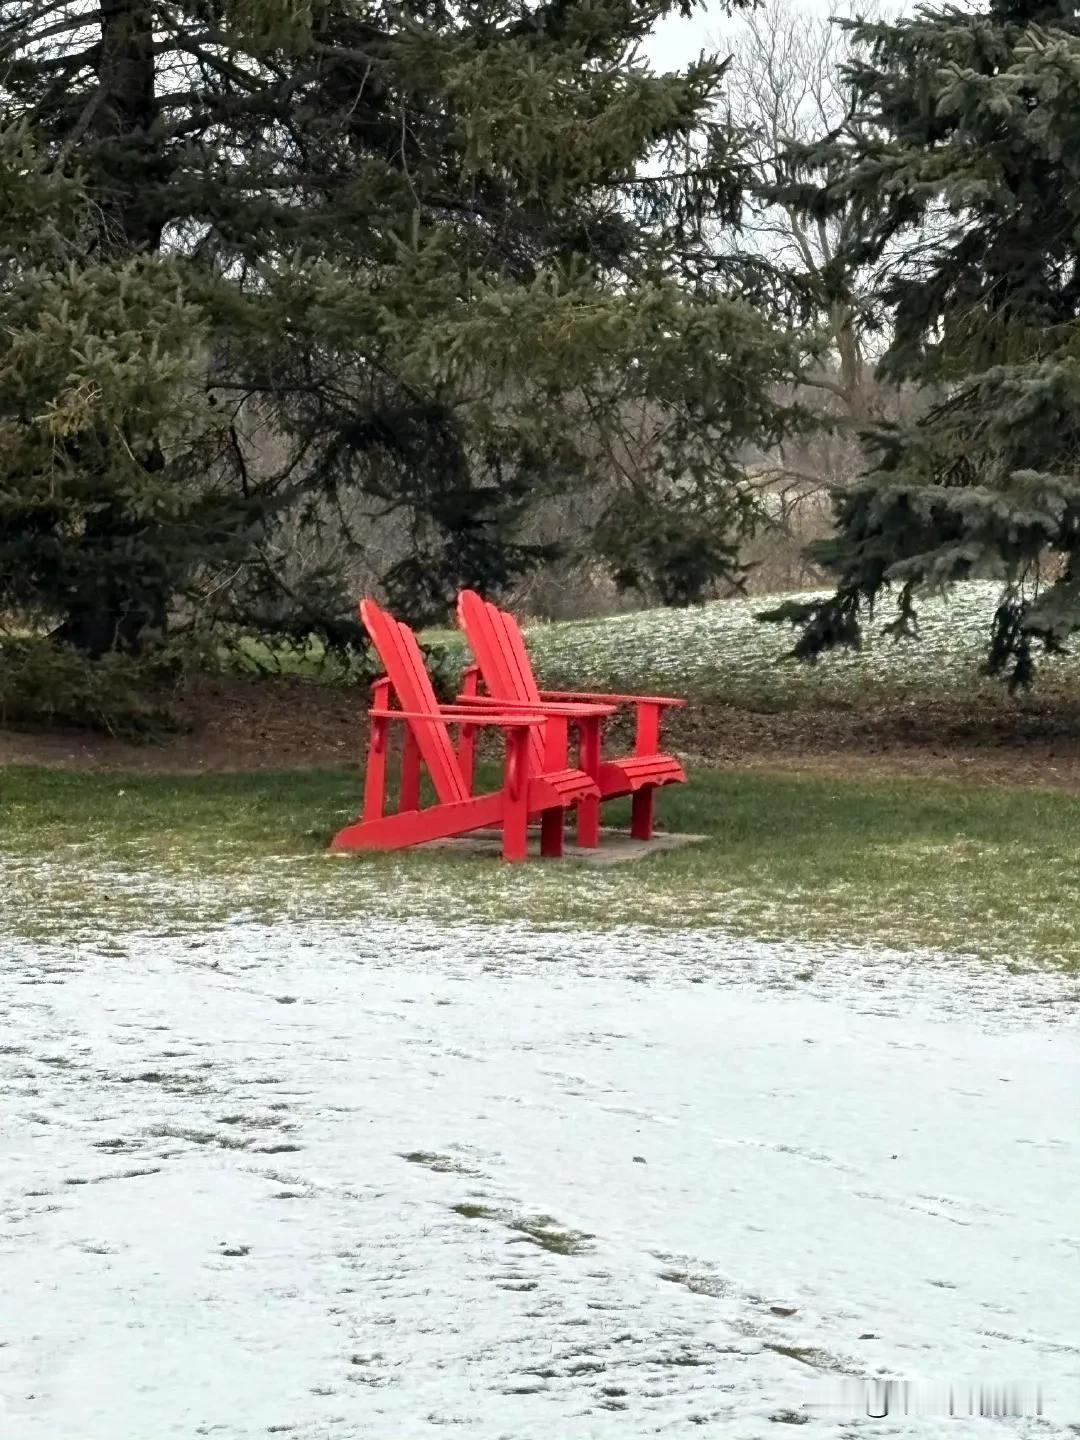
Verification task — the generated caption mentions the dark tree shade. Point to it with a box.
[1,0,798,655]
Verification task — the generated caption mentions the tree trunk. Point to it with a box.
[52,500,169,657]
[50,1,169,657]
[831,300,882,424]
[96,0,163,252]
[53,586,168,658]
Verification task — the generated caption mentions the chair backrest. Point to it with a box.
[360,599,468,803]
[457,589,545,769]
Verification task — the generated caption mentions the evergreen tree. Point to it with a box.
[2,0,798,656]
[764,0,1080,687]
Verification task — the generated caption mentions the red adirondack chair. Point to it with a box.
[330,599,614,862]
[456,589,686,844]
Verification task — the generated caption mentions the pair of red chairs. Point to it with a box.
[330,591,686,862]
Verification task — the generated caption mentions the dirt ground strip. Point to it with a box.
[5,674,1080,789]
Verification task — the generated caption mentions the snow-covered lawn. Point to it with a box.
[3,919,1078,1437]
[431,580,1080,699]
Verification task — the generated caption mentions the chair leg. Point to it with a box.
[540,809,564,858]
[399,730,421,812]
[363,719,388,822]
[502,730,529,862]
[577,794,600,849]
[458,723,476,793]
[503,799,528,862]
[577,719,602,849]
[630,786,655,841]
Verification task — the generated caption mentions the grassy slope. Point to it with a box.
[3,763,1078,968]
[435,580,1080,708]
[235,580,1080,708]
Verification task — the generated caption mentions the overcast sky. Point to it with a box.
[643,0,912,71]
[644,0,834,70]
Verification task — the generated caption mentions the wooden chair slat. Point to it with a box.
[331,597,602,861]
[492,601,546,769]
[361,599,467,803]
[455,589,688,842]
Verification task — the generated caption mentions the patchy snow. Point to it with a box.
[10,840,1078,970]
[494,580,1080,696]
[2,919,1078,1438]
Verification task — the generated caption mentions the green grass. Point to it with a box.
[226,634,340,676]
[218,580,1080,708]
[3,762,1079,968]
[224,630,456,683]
[206,582,1080,725]
[421,579,1080,709]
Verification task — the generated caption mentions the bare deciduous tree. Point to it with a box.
[720,0,896,423]
[707,0,920,588]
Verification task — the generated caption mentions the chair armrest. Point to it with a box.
[539,689,685,709]
[453,695,617,718]
[370,707,543,728]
